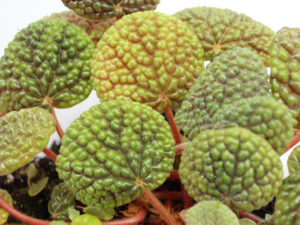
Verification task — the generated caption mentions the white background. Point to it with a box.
[1,0,300,177]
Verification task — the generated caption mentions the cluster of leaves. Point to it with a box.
[0,1,300,225]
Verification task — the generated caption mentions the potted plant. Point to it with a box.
[0,1,299,225]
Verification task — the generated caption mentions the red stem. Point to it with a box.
[0,197,51,225]
[0,195,146,225]
[165,200,173,212]
[175,142,189,156]
[165,106,182,145]
[102,208,147,225]
[43,148,57,162]
[239,210,263,223]
[141,190,182,225]
[283,134,300,154]
[51,107,64,139]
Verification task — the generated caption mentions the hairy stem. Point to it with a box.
[165,106,182,145]
[51,107,64,139]
[165,107,193,208]
[43,148,57,162]
[239,210,263,223]
[141,189,182,225]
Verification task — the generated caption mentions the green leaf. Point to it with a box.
[0,189,13,225]
[49,221,68,225]
[61,0,160,20]
[258,217,275,225]
[84,206,115,221]
[68,208,80,221]
[0,18,94,114]
[274,173,300,225]
[71,214,102,225]
[175,47,271,140]
[184,200,239,225]
[287,145,300,174]
[56,100,175,208]
[179,127,283,212]
[28,177,49,197]
[270,27,300,128]
[26,163,39,183]
[48,11,116,46]
[174,7,274,65]
[0,107,56,176]
[91,11,205,113]
[240,219,256,225]
[211,96,293,154]
[48,183,76,221]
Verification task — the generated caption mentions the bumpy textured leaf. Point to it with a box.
[56,100,175,208]
[61,0,160,20]
[175,47,270,139]
[0,18,94,114]
[288,145,300,174]
[270,27,300,128]
[179,127,283,212]
[48,183,76,221]
[0,108,56,175]
[91,11,205,113]
[274,173,300,225]
[0,189,13,225]
[174,7,274,65]
[240,219,256,225]
[71,214,102,225]
[184,200,239,225]
[212,96,293,154]
[49,11,116,45]
[84,206,115,220]
[28,177,49,197]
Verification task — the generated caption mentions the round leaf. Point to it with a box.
[91,11,205,113]
[71,214,102,225]
[56,100,175,208]
[175,47,271,139]
[270,27,300,128]
[0,18,94,114]
[61,0,160,20]
[0,107,56,175]
[174,7,274,65]
[287,145,300,174]
[212,96,294,154]
[28,177,49,197]
[84,206,115,221]
[179,127,283,212]
[184,200,239,225]
[274,173,300,225]
[48,11,116,46]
